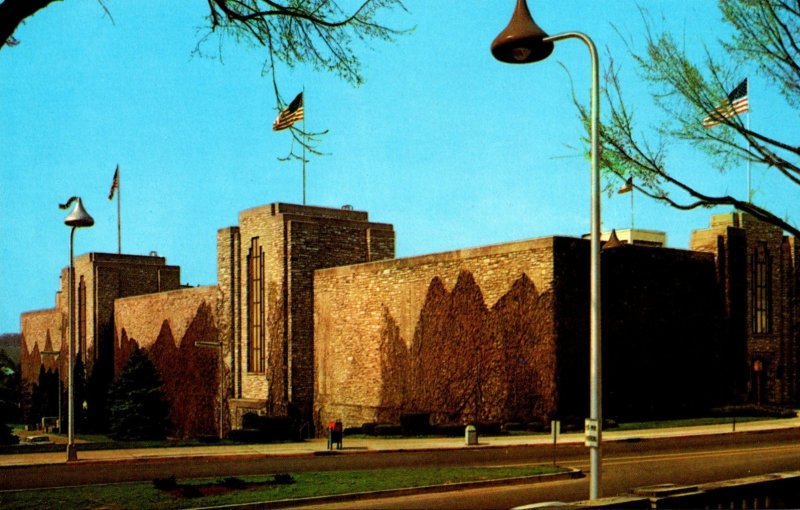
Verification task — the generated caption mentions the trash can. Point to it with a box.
[465,425,478,446]
[327,420,343,450]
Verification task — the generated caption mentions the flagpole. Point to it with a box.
[117,166,122,254]
[746,110,752,203]
[630,185,634,234]
[302,87,307,206]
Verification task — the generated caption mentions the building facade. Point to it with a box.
[314,235,727,431]
[20,253,181,427]
[691,212,800,405]
[20,204,799,438]
[216,203,395,429]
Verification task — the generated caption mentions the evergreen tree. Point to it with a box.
[28,366,58,426]
[0,351,20,444]
[107,347,171,441]
[0,422,17,445]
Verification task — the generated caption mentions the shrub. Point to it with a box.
[229,415,299,442]
[153,475,178,491]
[374,423,402,436]
[400,413,431,436]
[273,473,295,484]
[219,477,247,489]
[0,423,19,445]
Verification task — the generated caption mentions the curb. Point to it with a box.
[0,441,562,469]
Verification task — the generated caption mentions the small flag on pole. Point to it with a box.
[703,79,749,128]
[618,177,633,194]
[108,165,119,200]
[272,92,304,131]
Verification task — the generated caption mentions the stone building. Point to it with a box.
[20,253,181,427]
[19,204,799,438]
[215,203,395,429]
[690,212,800,405]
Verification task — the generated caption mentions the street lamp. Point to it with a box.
[61,196,94,462]
[195,341,224,439]
[491,0,603,499]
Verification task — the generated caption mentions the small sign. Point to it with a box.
[585,418,600,447]
[551,420,561,441]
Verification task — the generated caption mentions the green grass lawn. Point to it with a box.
[613,415,768,431]
[0,465,565,510]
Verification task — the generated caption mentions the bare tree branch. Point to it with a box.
[572,0,799,238]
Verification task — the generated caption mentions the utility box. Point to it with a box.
[465,425,478,445]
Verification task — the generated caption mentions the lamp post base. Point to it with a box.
[66,444,78,462]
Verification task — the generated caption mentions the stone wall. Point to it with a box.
[20,308,64,384]
[314,237,558,432]
[114,285,220,438]
[314,235,728,433]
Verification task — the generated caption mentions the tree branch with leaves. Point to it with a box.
[573,0,799,237]
[1,0,410,160]
[200,0,410,159]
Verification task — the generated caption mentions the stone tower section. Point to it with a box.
[21,253,181,381]
[225,203,394,427]
[691,212,799,405]
[20,253,181,428]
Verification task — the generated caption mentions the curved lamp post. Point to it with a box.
[61,197,94,462]
[491,0,603,499]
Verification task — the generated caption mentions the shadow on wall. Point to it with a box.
[378,271,556,427]
[117,302,220,438]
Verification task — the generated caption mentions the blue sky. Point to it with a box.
[1,1,797,333]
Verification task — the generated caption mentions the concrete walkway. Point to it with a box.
[3,415,799,468]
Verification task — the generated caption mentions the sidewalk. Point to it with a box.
[3,415,799,468]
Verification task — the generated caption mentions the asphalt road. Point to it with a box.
[289,429,800,509]
[2,428,800,509]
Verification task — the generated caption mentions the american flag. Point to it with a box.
[703,79,749,128]
[272,93,304,131]
[108,165,119,200]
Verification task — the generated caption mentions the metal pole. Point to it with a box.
[302,87,307,206]
[630,185,634,234]
[67,226,77,462]
[545,31,602,500]
[117,166,122,254]
[746,111,751,202]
